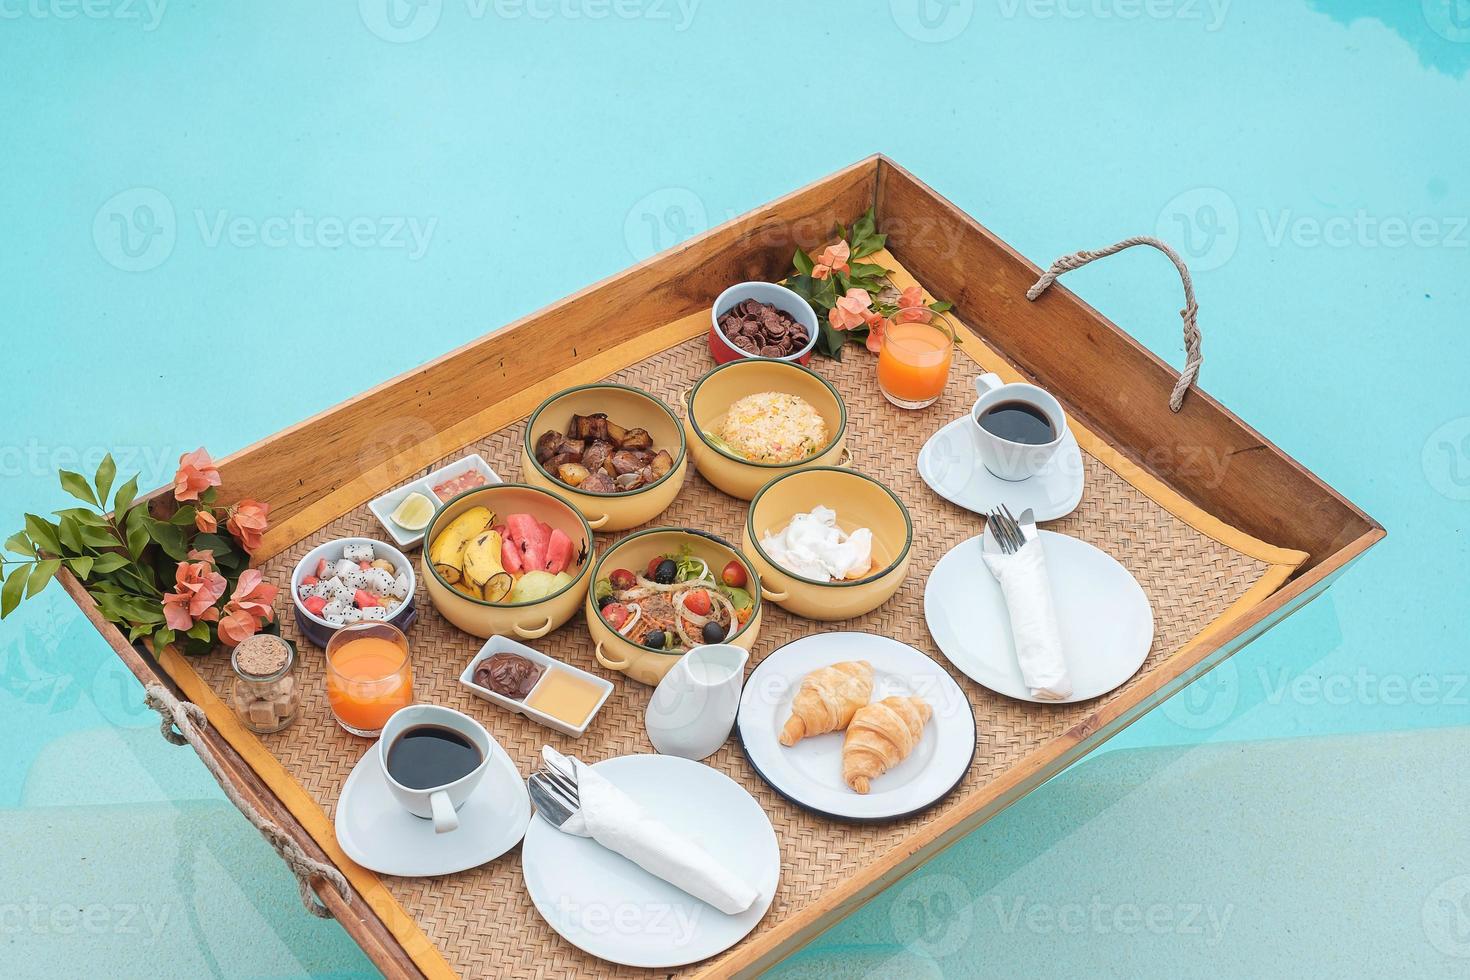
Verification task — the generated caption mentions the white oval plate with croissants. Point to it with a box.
[736,632,977,822]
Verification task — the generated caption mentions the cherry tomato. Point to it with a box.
[645,556,665,579]
[601,602,630,630]
[684,589,711,616]
[721,560,748,589]
[609,568,637,590]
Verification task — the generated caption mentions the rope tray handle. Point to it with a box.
[1025,236,1203,412]
[143,683,351,918]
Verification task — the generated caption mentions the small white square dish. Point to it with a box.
[459,636,613,738]
[368,454,500,549]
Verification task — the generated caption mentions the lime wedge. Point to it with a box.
[390,492,435,532]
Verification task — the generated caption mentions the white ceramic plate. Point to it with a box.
[917,415,1085,521]
[334,736,529,877]
[924,531,1155,703]
[736,633,976,822]
[368,454,501,549]
[459,635,613,738]
[521,754,779,969]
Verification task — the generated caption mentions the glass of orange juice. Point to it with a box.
[325,623,414,737]
[877,306,956,410]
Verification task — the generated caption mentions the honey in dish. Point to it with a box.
[525,668,602,727]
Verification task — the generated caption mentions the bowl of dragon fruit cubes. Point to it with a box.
[291,538,417,647]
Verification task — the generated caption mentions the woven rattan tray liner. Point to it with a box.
[159,258,1306,979]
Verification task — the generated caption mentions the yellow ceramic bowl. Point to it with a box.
[421,483,594,640]
[742,467,912,621]
[586,527,763,687]
[684,358,849,501]
[522,383,687,532]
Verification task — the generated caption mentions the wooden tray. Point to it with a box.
[64,156,1383,978]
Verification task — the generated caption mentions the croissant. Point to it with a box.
[778,661,874,746]
[842,696,932,794]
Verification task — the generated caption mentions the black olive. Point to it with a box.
[701,621,725,645]
[653,559,677,584]
[597,595,614,611]
[643,629,666,649]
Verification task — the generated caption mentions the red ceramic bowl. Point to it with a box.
[709,281,820,365]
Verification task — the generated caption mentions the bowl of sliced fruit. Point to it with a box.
[585,527,761,687]
[421,483,594,640]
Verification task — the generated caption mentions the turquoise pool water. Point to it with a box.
[2,1,1466,976]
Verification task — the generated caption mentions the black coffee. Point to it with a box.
[978,400,1055,445]
[386,724,482,790]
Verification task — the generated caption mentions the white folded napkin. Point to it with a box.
[540,747,758,915]
[981,524,1072,700]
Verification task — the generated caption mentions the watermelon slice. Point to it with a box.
[543,528,574,574]
[504,513,548,571]
[495,525,524,575]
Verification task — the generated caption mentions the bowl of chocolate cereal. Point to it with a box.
[709,281,819,365]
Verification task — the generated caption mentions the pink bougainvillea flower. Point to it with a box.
[173,448,222,502]
[161,556,228,631]
[896,286,931,323]
[829,288,874,331]
[811,240,851,280]
[866,317,891,355]
[226,499,270,554]
[217,569,278,646]
[195,510,218,533]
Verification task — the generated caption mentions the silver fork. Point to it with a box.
[528,774,576,828]
[986,506,1027,555]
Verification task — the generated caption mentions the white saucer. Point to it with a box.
[737,633,976,823]
[334,738,530,877]
[521,754,779,969]
[924,531,1154,703]
[917,415,1085,520]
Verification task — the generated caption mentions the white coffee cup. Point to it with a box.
[970,373,1067,482]
[379,704,493,834]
